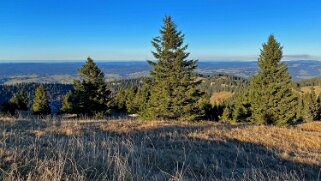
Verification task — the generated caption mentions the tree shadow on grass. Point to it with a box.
[1,119,320,180]
[96,123,321,180]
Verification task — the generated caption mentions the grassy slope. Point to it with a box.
[0,117,320,180]
[301,86,321,95]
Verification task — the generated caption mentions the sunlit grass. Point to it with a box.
[0,117,320,180]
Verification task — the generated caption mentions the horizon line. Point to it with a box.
[0,59,320,63]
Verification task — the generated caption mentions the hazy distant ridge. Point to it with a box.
[0,60,320,84]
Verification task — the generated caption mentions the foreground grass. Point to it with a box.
[0,117,320,180]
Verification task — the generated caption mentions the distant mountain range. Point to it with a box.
[0,60,320,84]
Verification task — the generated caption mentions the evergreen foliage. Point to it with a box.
[248,35,298,126]
[231,91,252,122]
[73,57,112,117]
[114,78,151,115]
[2,90,29,115]
[199,74,249,95]
[220,88,251,122]
[32,85,51,115]
[134,79,151,114]
[60,90,77,114]
[114,88,127,111]
[301,89,321,121]
[220,105,233,122]
[125,86,138,114]
[0,83,72,114]
[10,90,29,111]
[143,16,207,121]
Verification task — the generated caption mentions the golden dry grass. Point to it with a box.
[297,121,321,132]
[33,123,81,137]
[1,118,320,180]
[300,86,321,95]
[210,91,234,105]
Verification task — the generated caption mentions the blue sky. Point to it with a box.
[0,0,320,61]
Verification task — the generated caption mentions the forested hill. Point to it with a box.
[0,83,73,113]
[0,60,320,84]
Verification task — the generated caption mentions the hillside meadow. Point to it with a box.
[0,116,320,180]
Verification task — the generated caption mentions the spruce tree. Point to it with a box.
[310,89,321,120]
[296,94,305,121]
[114,88,127,111]
[15,90,28,111]
[143,16,207,121]
[221,106,233,122]
[32,85,51,115]
[231,90,251,122]
[73,57,112,117]
[135,78,151,114]
[2,90,29,115]
[302,89,320,121]
[249,35,298,126]
[60,90,76,114]
[125,85,138,114]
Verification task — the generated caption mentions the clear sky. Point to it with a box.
[0,0,320,61]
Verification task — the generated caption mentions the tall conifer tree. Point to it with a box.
[73,57,112,117]
[143,16,207,121]
[249,35,298,126]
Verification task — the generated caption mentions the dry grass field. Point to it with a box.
[0,116,321,180]
[300,86,321,95]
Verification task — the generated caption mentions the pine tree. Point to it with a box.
[32,85,51,115]
[135,79,151,114]
[2,90,29,115]
[221,105,233,122]
[125,85,138,114]
[114,88,127,111]
[231,90,251,122]
[143,16,207,121]
[13,90,28,111]
[73,57,112,117]
[60,90,76,114]
[296,93,305,121]
[302,89,320,121]
[310,89,321,120]
[248,35,298,126]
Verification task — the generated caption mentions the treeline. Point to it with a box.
[295,77,321,87]
[1,16,320,126]
[199,74,248,95]
[0,83,73,115]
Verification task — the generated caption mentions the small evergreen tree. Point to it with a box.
[248,35,298,126]
[2,90,29,115]
[32,85,51,115]
[231,91,251,122]
[135,79,151,114]
[60,90,77,114]
[114,88,127,111]
[143,16,207,121]
[302,89,321,121]
[221,105,233,122]
[73,57,112,117]
[296,94,305,121]
[125,86,138,114]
